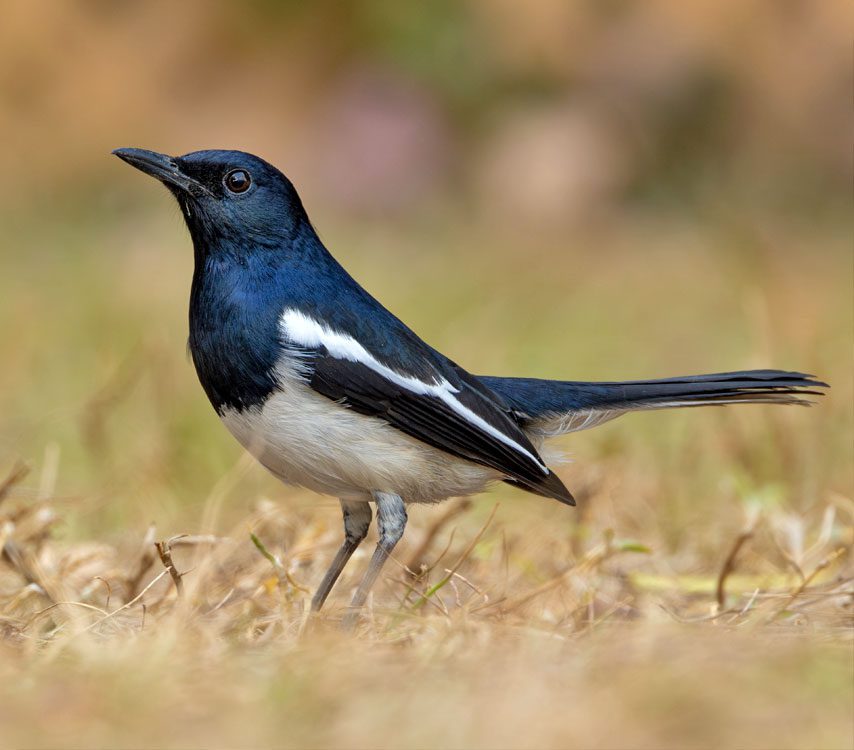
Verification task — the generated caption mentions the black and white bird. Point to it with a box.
[114,147,827,622]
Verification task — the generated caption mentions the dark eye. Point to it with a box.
[224,169,251,194]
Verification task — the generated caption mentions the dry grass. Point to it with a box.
[0,455,851,749]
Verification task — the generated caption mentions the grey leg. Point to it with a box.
[310,500,372,612]
[343,491,407,628]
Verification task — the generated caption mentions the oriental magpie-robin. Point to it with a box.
[113,147,827,622]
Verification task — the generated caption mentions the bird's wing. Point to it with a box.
[279,308,573,504]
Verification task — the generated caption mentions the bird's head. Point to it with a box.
[113,148,308,251]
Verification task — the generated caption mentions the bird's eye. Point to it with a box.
[224,169,251,194]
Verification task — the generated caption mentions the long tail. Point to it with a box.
[478,370,828,437]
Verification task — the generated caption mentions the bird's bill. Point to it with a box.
[112,147,202,194]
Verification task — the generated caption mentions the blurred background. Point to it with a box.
[0,3,851,747]
[1,1,851,219]
[0,0,850,208]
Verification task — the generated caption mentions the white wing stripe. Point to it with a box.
[280,308,548,474]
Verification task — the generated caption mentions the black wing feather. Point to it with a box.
[304,353,574,505]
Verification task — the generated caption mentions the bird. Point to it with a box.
[113,147,827,624]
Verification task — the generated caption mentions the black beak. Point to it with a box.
[112,147,204,194]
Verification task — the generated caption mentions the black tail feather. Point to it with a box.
[479,370,828,432]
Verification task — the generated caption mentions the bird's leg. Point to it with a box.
[342,491,407,628]
[310,500,372,613]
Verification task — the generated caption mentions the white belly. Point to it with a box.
[219,363,500,503]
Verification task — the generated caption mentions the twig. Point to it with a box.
[169,534,226,548]
[416,528,457,581]
[491,564,574,614]
[395,577,449,616]
[789,548,846,599]
[410,503,497,612]
[471,595,507,613]
[93,576,112,609]
[125,524,157,601]
[206,588,236,615]
[0,461,29,507]
[405,498,472,576]
[155,537,185,596]
[773,547,847,618]
[584,595,635,631]
[1,539,54,603]
[444,569,489,606]
[768,528,805,583]
[491,532,619,614]
[716,516,759,609]
[449,577,462,608]
[725,587,761,624]
[658,604,740,624]
[83,570,169,634]
[750,577,853,600]
[26,600,110,629]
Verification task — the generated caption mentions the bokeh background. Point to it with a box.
[0,2,851,749]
